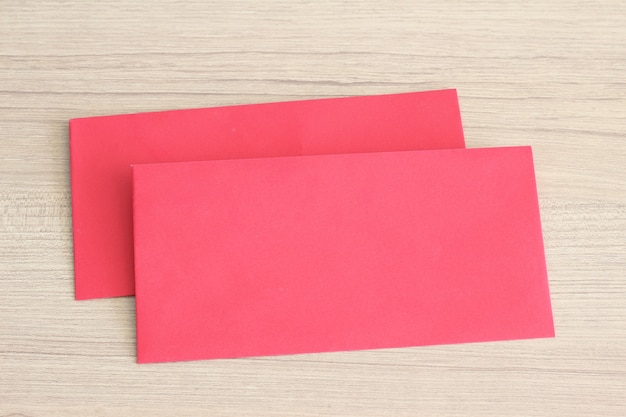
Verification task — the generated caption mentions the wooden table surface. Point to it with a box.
[1,1,625,415]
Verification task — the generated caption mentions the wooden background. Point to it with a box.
[1,1,625,415]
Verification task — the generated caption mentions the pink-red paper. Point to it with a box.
[70,90,465,300]
[132,146,554,363]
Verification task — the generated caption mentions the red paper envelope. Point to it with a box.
[70,89,465,300]
[132,146,554,363]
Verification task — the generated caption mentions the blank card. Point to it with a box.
[132,146,554,363]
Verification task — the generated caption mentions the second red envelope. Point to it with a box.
[70,89,465,300]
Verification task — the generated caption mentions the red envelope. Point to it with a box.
[70,89,465,300]
[132,146,554,363]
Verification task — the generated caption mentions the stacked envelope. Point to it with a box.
[69,89,554,364]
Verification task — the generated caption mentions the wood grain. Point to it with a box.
[1,1,625,415]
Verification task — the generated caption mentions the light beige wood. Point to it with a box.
[1,1,625,415]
